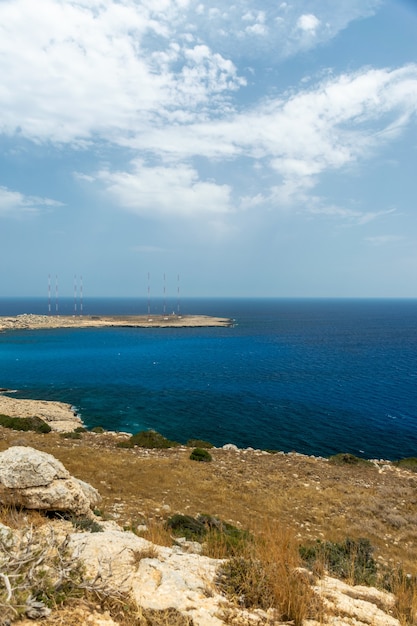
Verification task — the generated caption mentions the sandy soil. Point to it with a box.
[0,313,233,331]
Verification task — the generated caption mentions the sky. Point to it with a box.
[1,0,417,298]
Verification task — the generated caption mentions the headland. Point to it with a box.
[0,313,233,332]
[0,392,83,432]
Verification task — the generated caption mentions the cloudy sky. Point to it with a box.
[1,0,417,298]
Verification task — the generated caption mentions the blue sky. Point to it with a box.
[1,0,417,298]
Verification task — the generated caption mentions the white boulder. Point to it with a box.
[0,446,100,515]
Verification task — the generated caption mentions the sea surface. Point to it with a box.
[0,297,416,460]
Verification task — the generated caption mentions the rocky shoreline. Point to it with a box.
[0,313,233,332]
[0,391,83,432]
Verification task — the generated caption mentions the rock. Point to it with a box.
[25,597,51,619]
[222,444,239,451]
[173,536,204,554]
[0,446,70,488]
[70,522,227,626]
[0,522,14,548]
[306,575,399,626]
[70,523,403,626]
[0,393,83,432]
[0,446,100,515]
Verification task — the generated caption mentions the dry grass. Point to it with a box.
[21,597,194,626]
[2,427,417,623]
[2,428,417,571]
[217,521,318,625]
[386,571,417,626]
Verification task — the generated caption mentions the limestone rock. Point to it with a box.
[70,522,227,626]
[71,522,403,626]
[306,575,399,626]
[0,446,100,515]
[0,446,70,488]
[0,522,14,548]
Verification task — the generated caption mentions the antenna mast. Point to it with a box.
[74,275,77,315]
[55,275,59,315]
[163,273,166,316]
[80,275,83,316]
[147,272,151,318]
[48,274,51,315]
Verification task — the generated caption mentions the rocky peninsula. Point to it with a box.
[0,313,233,332]
[0,392,82,432]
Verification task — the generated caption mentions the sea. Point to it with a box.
[0,297,416,461]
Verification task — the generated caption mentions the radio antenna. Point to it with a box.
[147,272,151,317]
[55,275,59,314]
[163,273,166,316]
[74,275,78,315]
[48,274,51,315]
[80,275,83,316]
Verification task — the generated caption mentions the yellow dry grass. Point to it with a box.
[1,427,417,571]
[1,426,417,624]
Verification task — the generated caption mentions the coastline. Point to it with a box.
[0,313,233,332]
[0,312,232,434]
[0,391,82,432]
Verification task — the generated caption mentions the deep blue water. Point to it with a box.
[0,297,416,460]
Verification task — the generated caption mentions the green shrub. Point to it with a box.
[59,431,82,440]
[71,516,103,533]
[300,537,377,585]
[117,429,179,449]
[91,426,105,433]
[186,438,213,449]
[0,414,51,434]
[190,447,212,462]
[74,426,87,433]
[116,439,134,448]
[166,514,250,555]
[166,514,207,540]
[393,457,417,472]
[217,555,274,609]
[328,453,373,467]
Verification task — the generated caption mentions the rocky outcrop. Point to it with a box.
[0,446,100,515]
[70,522,258,626]
[70,521,402,626]
[0,446,405,626]
[0,393,82,432]
[306,576,399,626]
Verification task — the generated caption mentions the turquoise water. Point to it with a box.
[0,297,416,459]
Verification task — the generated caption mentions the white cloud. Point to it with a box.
[97,162,233,217]
[365,235,404,245]
[119,65,417,218]
[0,0,384,147]
[0,0,414,225]
[307,206,396,225]
[0,186,62,217]
[297,14,320,32]
[0,0,244,144]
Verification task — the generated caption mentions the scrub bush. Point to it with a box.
[117,429,179,449]
[0,414,51,434]
[328,453,373,467]
[186,439,213,449]
[189,448,212,462]
[300,537,377,586]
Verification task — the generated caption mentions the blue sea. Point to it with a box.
[0,297,416,460]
